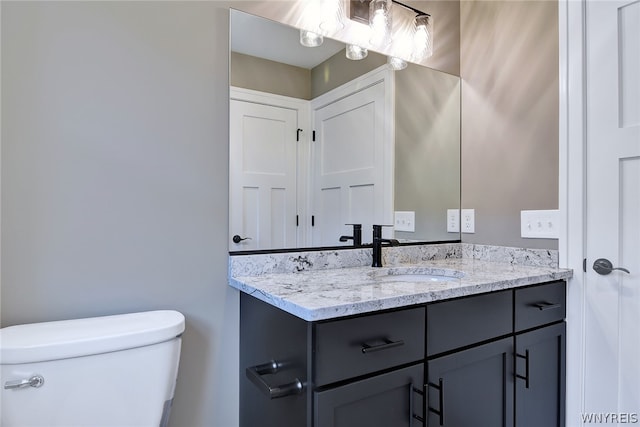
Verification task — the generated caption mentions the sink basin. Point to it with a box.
[382,274,456,283]
[376,267,464,283]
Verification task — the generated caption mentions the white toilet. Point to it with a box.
[0,310,185,427]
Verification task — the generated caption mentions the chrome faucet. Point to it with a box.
[339,224,362,247]
[372,225,400,267]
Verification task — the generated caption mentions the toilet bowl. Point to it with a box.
[0,310,185,427]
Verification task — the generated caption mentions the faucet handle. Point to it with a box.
[343,224,362,246]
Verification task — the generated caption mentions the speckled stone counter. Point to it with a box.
[229,245,572,321]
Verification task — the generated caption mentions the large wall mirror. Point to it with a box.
[229,8,460,253]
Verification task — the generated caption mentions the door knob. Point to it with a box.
[232,235,251,244]
[593,258,631,275]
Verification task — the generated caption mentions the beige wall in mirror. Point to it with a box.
[229,7,460,251]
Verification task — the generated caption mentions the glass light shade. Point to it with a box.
[412,14,433,61]
[319,0,346,33]
[369,0,392,46]
[388,56,408,70]
[300,29,324,47]
[346,44,368,60]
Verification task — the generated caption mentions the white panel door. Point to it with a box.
[311,77,392,247]
[583,0,640,423]
[229,99,298,250]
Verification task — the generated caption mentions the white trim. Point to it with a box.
[559,0,587,425]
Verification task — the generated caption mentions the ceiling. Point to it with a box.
[230,10,345,69]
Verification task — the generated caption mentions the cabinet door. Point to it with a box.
[314,364,424,427]
[515,322,566,427]
[427,337,514,427]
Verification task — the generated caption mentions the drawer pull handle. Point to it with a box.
[409,383,425,424]
[246,360,303,399]
[427,378,444,426]
[531,301,562,311]
[361,338,404,354]
[516,350,530,389]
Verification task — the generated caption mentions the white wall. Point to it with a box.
[1,2,238,426]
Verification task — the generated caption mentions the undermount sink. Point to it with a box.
[377,267,464,283]
[382,274,457,282]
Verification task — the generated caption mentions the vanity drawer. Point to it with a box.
[313,307,425,387]
[427,290,512,356]
[515,281,566,332]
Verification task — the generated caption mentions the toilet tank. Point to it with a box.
[0,310,185,427]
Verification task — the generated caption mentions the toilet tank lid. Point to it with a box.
[0,310,185,364]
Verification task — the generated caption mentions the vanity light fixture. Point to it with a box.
[388,56,407,70]
[412,13,433,61]
[346,44,368,60]
[348,0,433,62]
[369,0,392,47]
[319,0,346,33]
[300,29,324,47]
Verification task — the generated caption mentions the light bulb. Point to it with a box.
[413,14,433,61]
[319,0,346,33]
[300,29,324,47]
[388,56,407,70]
[369,0,392,46]
[346,44,368,60]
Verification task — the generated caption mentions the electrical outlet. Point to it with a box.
[394,211,415,232]
[461,209,475,233]
[447,209,460,232]
[521,210,559,238]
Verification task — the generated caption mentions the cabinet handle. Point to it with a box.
[515,350,530,389]
[427,378,444,426]
[409,383,425,424]
[361,338,405,354]
[530,301,562,311]
[246,360,303,399]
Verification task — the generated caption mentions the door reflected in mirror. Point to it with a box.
[229,9,460,252]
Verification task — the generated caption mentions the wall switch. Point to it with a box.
[461,209,475,233]
[394,211,415,232]
[521,210,559,238]
[447,209,460,232]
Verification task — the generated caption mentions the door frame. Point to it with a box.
[558,0,587,425]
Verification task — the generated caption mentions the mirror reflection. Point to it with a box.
[229,9,460,252]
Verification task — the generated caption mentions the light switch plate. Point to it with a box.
[447,209,460,232]
[394,211,415,232]
[521,210,559,238]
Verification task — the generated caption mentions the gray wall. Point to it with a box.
[1,2,238,426]
[231,52,311,100]
[310,50,386,98]
[395,64,461,242]
[460,0,559,249]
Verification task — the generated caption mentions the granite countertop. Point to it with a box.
[229,257,573,321]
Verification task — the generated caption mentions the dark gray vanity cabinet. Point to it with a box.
[240,280,566,427]
[427,337,514,426]
[315,363,424,427]
[240,293,425,427]
[240,294,311,427]
[424,282,566,427]
[514,283,567,427]
[426,290,514,427]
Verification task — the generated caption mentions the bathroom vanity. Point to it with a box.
[230,246,571,427]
